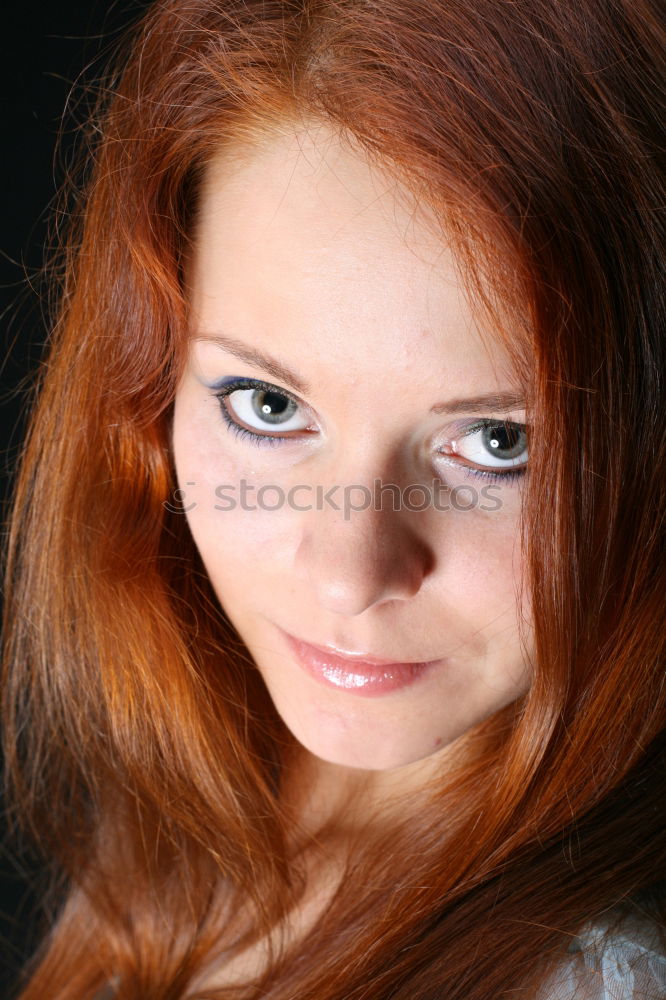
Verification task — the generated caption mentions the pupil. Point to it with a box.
[252,389,296,425]
[482,422,525,459]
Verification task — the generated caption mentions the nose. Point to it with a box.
[293,484,433,617]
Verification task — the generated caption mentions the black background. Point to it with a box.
[0,3,151,993]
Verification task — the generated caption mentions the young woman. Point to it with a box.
[2,1,664,998]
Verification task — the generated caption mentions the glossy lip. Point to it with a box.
[278,627,441,697]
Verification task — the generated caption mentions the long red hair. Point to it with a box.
[3,1,664,997]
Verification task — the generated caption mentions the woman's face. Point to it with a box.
[173,122,532,771]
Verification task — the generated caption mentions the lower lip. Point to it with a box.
[282,631,439,697]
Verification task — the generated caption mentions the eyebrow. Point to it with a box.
[195,333,310,394]
[195,333,524,414]
[430,391,525,415]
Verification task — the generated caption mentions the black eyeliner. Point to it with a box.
[210,376,303,447]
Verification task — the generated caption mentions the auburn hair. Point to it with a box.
[3,1,664,998]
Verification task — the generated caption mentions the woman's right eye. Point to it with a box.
[212,378,315,442]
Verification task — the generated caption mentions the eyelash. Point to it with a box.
[445,418,527,485]
[212,378,301,448]
[459,464,525,485]
[211,378,528,482]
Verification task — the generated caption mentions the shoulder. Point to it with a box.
[537,911,666,1000]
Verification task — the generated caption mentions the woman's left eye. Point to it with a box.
[438,419,528,476]
[212,378,313,442]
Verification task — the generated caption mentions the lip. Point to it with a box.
[279,628,441,697]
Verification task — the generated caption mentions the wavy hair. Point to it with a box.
[2,1,664,997]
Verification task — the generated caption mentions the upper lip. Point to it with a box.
[281,628,437,665]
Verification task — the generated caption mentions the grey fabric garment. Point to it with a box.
[536,913,666,999]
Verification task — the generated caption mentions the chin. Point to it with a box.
[280,711,459,772]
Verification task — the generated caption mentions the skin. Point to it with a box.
[172,121,532,811]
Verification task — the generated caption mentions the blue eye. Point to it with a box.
[437,419,528,483]
[211,377,314,445]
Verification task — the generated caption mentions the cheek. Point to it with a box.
[456,515,521,604]
[185,502,299,607]
[172,389,301,607]
[427,500,528,659]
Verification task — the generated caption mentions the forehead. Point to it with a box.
[187,121,516,385]
[195,120,443,253]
